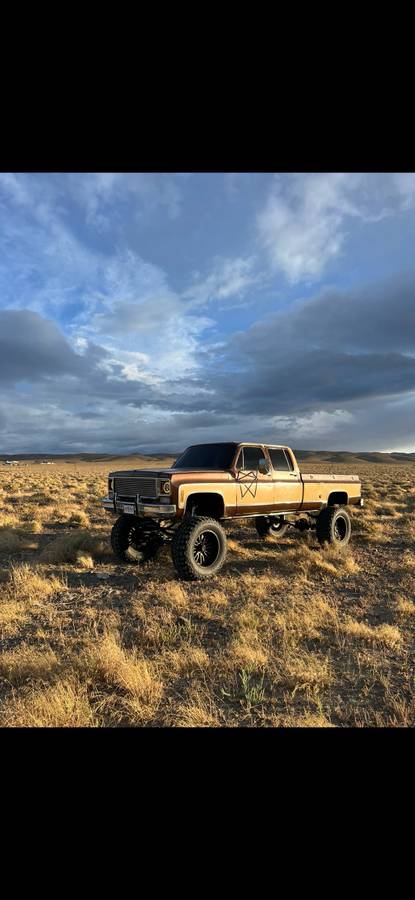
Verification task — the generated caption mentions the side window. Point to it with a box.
[236,448,244,470]
[269,448,293,472]
[242,446,263,471]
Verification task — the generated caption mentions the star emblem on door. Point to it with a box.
[237,470,258,498]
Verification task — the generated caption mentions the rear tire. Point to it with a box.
[110,515,161,563]
[316,506,351,548]
[171,516,227,581]
[255,515,289,539]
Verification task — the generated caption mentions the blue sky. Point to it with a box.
[0,171,415,453]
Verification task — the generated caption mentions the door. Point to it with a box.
[235,445,274,513]
[268,448,302,511]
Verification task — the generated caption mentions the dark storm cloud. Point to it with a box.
[1,271,415,453]
[231,274,415,359]
[0,309,160,408]
[0,311,85,383]
[207,351,415,416]
[205,273,415,415]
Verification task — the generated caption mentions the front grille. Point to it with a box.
[114,476,159,499]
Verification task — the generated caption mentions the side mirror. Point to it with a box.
[258,457,271,475]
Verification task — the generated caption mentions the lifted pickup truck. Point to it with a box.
[101,442,363,580]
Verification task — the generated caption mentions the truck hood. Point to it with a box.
[109,468,228,477]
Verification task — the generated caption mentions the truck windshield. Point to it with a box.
[173,443,237,470]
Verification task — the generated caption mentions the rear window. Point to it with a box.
[269,448,293,472]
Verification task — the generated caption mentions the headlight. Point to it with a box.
[108,477,114,498]
[161,480,171,494]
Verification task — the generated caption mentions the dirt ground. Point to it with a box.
[0,457,414,727]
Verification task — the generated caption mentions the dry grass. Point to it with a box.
[80,632,163,723]
[7,562,66,603]
[39,531,109,564]
[172,690,220,727]
[277,651,334,692]
[395,595,415,616]
[0,679,96,727]
[0,646,61,685]
[0,456,414,727]
[338,618,402,647]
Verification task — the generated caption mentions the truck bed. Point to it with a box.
[300,472,361,509]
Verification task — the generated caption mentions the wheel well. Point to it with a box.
[185,492,224,520]
[327,491,348,507]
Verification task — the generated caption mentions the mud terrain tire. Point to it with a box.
[110,515,161,563]
[255,515,289,539]
[171,516,227,581]
[316,506,351,548]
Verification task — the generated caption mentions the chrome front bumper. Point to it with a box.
[100,496,177,518]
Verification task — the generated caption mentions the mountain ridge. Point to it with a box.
[1,450,415,464]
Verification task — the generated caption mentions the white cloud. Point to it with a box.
[256,172,415,284]
[392,172,415,209]
[0,172,33,206]
[271,409,354,438]
[184,256,260,307]
[83,248,215,379]
[68,172,183,229]
[0,176,214,383]
[257,173,360,283]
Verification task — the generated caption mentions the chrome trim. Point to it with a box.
[101,496,115,510]
[100,496,176,518]
[137,502,176,517]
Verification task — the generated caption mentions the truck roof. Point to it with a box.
[186,441,289,449]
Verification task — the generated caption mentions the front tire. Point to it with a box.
[171,516,227,581]
[110,515,161,563]
[316,506,351,548]
[255,515,289,539]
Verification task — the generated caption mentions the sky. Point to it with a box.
[0,171,415,455]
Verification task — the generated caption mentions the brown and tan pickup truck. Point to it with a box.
[101,442,363,580]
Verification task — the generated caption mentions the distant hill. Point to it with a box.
[1,449,415,465]
[0,452,173,463]
[294,450,415,465]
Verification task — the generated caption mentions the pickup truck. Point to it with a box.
[100,442,363,580]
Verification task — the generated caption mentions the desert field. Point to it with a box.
[0,456,414,727]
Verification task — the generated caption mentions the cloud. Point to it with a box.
[1,270,415,454]
[256,173,415,283]
[0,182,103,316]
[155,271,415,450]
[0,309,168,416]
[184,256,260,308]
[1,173,415,454]
[0,310,86,382]
[88,250,215,379]
[271,409,354,438]
[0,178,214,382]
[67,172,184,229]
[208,272,415,416]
